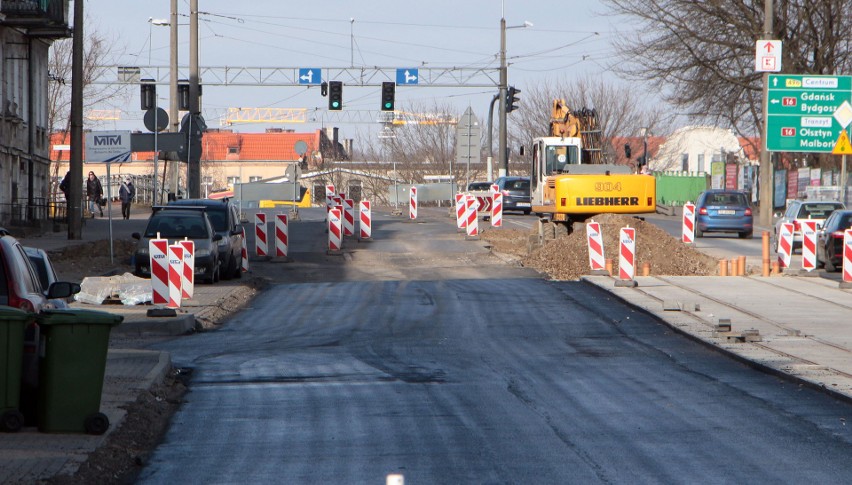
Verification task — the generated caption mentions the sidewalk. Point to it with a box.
[0,206,258,483]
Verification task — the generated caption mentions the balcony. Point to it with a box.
[1,0,71,39]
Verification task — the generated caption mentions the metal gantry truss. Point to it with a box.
[96,65,501,88]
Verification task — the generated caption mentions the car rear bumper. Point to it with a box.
[697,216,753,233]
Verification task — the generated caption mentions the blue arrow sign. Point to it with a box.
[298,68,321,85]
[396,68,419,85]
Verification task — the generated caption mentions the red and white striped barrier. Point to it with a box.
[179,239,194,299]
[491,192,503,228]
[359,200,372,240]
[619,226,636,281]
[343,199,355,236]
[275,213,289,258]
[149,237,169,306]
[409,187,418,220]
[843,229,852,283]
[240,228,249,272]
[255,213,268,257]
[455,193,466,230]
[328,207,342,252]
[777,222,794,269]
[167,244,184,308]
[801,220,817,271]
[682,202,695,244]
[325,184,336,201]
[586,221,606,272]
[465,194,479,237]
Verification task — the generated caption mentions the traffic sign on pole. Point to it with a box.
[766,74,852,152]
[755,40,782,73]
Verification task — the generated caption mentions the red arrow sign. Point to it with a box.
[763,42,775,53]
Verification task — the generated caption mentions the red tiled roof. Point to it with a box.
[49,130,322,162]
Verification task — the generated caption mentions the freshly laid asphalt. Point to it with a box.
[2,207,852,483]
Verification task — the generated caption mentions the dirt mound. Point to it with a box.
[483,214,719,280]
[48,239,138,283]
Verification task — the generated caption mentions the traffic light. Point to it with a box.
[506,86,520,113]
[140,79,156,110]
[328,81,343,110]
[624,143,632,159]
[321,81,328,97]
[381,82,396,111]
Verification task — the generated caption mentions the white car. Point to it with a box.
[774,200,845,251]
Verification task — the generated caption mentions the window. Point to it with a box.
[697,154,705,173]
[249,176,262,183]
[681,154,689,171]
[227,147,239,155]
[227,176,241,186]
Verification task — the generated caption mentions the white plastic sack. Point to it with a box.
[75,273,152,305]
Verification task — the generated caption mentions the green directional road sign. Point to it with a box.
[766,74,852,152]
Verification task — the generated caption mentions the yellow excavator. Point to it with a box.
[525,99,656,232]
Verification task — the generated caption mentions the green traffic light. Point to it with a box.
[332,102,340,108]
[384,102,392,109]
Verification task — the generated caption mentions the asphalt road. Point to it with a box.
[137,207,852,483]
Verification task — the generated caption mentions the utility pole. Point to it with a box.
[498,16,508,178]
[187,0,202,199]
[758,0,774,227]
[68,0,84,239]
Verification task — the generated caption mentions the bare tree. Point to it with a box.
[48,27,128,134]
[603,0,852,160]
[352,101,466,202]
[507,75,668,166]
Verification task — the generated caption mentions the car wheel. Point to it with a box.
[213,263,221,283]
[825,247,837,272]
[739,231,753,239]
[695,227,703,238]
[523,210,531,215]
[222,256,234,280]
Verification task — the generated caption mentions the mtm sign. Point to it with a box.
[85,130,132,163]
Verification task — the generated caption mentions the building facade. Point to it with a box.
[0,0,70,225]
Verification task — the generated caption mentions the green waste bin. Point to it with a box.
[36,309,123,434]
[0,306,35,432]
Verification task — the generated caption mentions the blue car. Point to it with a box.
[694,190,753,239]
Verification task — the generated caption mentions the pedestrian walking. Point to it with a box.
[119,177,136,220]
[58,170,70,201]
[86,171,103,218]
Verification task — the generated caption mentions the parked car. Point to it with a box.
[0,235,79,312]
[467,181,493,192]
[694,190,754,239]
[24,246,69,309]
[494,176,532,214]
[816,209,852,272]
[167,199,244,279]
[775,200,845,251]
[132,208,222,284]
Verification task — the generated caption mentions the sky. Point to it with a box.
[80,0,632,138]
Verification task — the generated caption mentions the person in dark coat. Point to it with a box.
[119,177,136,220]
[58,171,71,201]
[85,171,103,218]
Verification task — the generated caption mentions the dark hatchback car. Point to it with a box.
[695,190,753,239]
[494,176,531,214]
[167,199,244,279]
[132,208,222,283]
[817,209,852,272]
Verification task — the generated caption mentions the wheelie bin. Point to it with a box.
[35,309,123,434]
[0,306,35,432]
